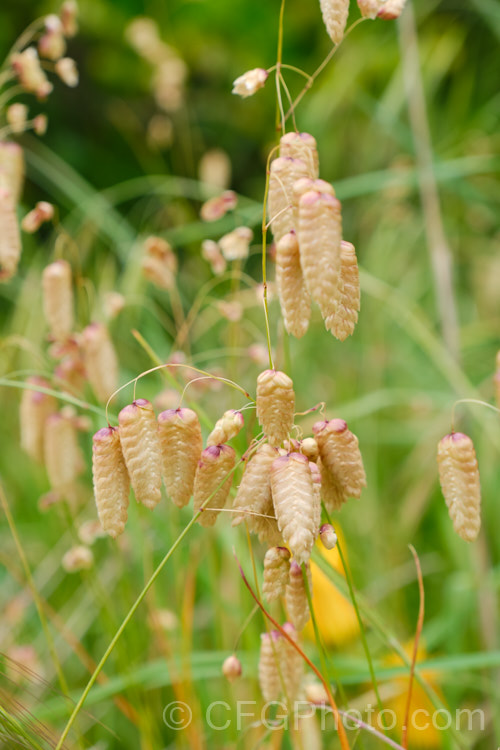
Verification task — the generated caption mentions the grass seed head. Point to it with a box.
[281,621,304,703]
[118,399,163,510]
[232,68,269,97]
[62,545,93,573]
[271,452,318,564]
[263,546,291,601]
[280,132,319,179]
[219,226,253,261]
[437,432,481,542]
[141,236,177,291]
[258,631,282,701]
[193,443,236,526]
[158,407,203,507]
[207,409,244,447]
[20,376,57,462]
[286,559,311,631]
[232,443,282,544]
[0,141,25,203]
[313,418,367,500]
[301,437,319,462]
[325,240,360,341]
[81,322,119,402]
[42,259,74,341]
[0,186,22,282]
[256,369,295,446]
[11,47,53,98]
[44,411,84,493]
[377,0,407,19]
[319,0,350,43]
[92,426,130,538]
[268,156,311,244]
[222,654,242,683]
[276,231,311,339]
[319,523,338,550]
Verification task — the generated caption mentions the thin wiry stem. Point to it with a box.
[401,545,425,749]
[451,398,500,432]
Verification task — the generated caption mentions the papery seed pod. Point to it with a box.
[298,190,342,323]
[232,444,282,544]
[0,142,25,203]
[62,545,93,572]
[141,236,177,291]
[200,190,237,222]
[207,410,244,447]
[81,322,119,402]
[44,412,84,493]
[271,453,318,564]
[216,300,243,322]
[55,57,79,87]
[256,369,295,446]
[305,681,329,705]
[280,132,319,179]
[309,461,322,531]
[292,177,334,230]
[118,399,163,510]
[158,407,202,507]
[301,437,319,462]
[325,241,360,341]
[92,427,130,538]
[219,226,253,261]
[317,456,346,511]
[319,0,350,44]
[222,654,242,683]
[313,419,366,500]
[281,622,303,703]
[268,157,310,243]
[193,444,235,526]
[276,231,311,339]
[42,259,74,340]
[11,47,53,98]
[7,103,28,134]
[437,432,481,542]
[0,187,21,282]
[232,68,269,98]
[377,0,406,20]
[60,0,79,37]
[21,201,54,233]
[286,560,311,631]
[201,239,226,275]
[199,148,232,191]
[258,632,282,701]
[494,351,500,409]
[263,546,291,601]
[357,0,382,18]
[38,15,66,60]
[319,523,338,550]
[20,377,57,462]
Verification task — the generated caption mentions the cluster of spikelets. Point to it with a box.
[268,132,360,341]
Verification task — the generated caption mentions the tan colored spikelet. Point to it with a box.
[286,559,311,631]
[309,461,322,531]
[0,186,22,282]
[495,351,500,409]
[377,0,406,20]
[193,444,235,526]
[256,369,295,446]
[141,236,177,291]
[92,427,130,538]
[298,190,342,323]
[301,437,319,462]
[42,259,74,340]
[158,407,202,507]
[263,546,291,601]
[292,177,334,233]
[258,631,282,701]
[316,455,346,510]
[280,132,319,179]
[325,240,360,340]
[232,443,282,544]
[313,419,366,500]
[268,156,310,243]
[20,377,57,462]
[271,453,318,564]
[0,142,25,203]
[281,621,304,703]
[437,432,481,542]
[276,231,311,339]
[118,399,163,510]
[62,545,93,572]
[44,412,84,493]
[319,0,350,43]
[207,410,244,447]
[357,0,382,18]
[81,322,119,402]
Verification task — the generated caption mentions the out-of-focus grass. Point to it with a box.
[0,0,499,748]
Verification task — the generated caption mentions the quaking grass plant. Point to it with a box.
[0,0,498,748]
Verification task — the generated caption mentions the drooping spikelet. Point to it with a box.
[437,432,481,542]
[319,0,350,44]
[298,190,342,324]
[158,407,202,507]
[271,453,318,564]
[0,141,25,203]
[268,156,310,243]
[258,632,283,701]
[42,259,74,340]
[193,444,235,526]
[92,426,130,538]
[309,461,322,531]
[316,456,345,511]
[325,241,360,341]
[20,377,57,462]
[280,132,319,179]
[0,186,21,282]
[141,236,177,291]
[276,231,311,339]
[300,437,319,462]
[313,419,366,501]
[263,546,291,601]
[281,622,304,703]
[207,410,244,447]
[286,559,311,631]
[118,399,163,510]
[44,412,84,493]
[232,443,282,544]
[81,322,119,402]
[256,369,295,446]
